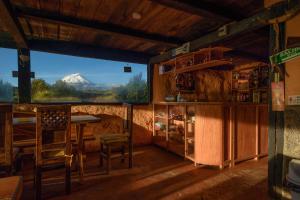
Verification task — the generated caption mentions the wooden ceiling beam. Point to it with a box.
[150,0,243,21]
[27,39,152,64]
[150,0,300,64]
[0,0,28,48]
[14,6,183,47]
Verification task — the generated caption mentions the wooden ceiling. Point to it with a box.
[0,0,268,63]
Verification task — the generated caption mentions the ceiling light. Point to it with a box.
[132,12,142,20]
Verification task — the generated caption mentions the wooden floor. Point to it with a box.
[19,146,270,200]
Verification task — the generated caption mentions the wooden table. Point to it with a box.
[13,115,101,182]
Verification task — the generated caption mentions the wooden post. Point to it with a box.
[268,22,286,199]
[18,48,31,103]
[255,106,259,160]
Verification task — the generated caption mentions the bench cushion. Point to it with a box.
[0,176,23,200]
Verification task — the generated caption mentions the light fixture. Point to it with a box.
[132,12,142,20]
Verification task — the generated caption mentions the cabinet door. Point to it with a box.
[153,105,168,148]
[235,105,257,161]
[195,105,224,166]
[258,105,268,156]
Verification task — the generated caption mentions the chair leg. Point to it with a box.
[65,163,71,194]
[79,153,84,183]
[128,141,133,169]
[121,145,125,163]
[106,145,111,174]
[35,167,42,200]
[99,143,103,167]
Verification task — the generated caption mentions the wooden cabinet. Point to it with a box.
[153,103,268,168]
[234,104,269,163]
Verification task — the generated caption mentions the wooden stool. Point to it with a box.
[99,134,129,174]
[99,103,133,174]
[0,176,23,200]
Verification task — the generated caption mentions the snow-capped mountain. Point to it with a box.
[61,73,114,90]
[62,73,91,85]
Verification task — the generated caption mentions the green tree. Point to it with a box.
[115,73,148,103]
[0,80,13,102]
[31,79,50,97]
[51,80,77,97]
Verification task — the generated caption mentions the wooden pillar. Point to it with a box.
[268,22,285,199]
[17,48,31,103]
[147,63,154,103]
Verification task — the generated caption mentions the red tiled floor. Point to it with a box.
[19,146,270,200]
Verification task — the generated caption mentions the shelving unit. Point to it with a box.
[232,64,269,103]
[158,47,232,75]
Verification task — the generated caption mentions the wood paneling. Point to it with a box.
[195,105,224,166]
[235,105,257,161]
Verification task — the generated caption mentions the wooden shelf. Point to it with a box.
[155,116,167,120]
[160,70,175,75]
[175,60,232,74]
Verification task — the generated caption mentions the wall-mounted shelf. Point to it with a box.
[159,47,232,75]
[175,60,232,74]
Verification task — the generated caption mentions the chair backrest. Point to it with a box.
[0,104,13,167]
[35,105,71,166]
[122,103,133,138]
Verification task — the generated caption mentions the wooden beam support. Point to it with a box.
[150,0,300,64]
[150,0,243,21]
[268,22,286,199]
[14,6,183,47]
[18,48,31,103]
[0,0,28,48]
[28,39,152,64]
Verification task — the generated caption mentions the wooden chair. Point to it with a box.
[35,105,72,200]
[0,104,13,175]
[99,104,133,174]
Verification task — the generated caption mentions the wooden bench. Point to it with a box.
[0,176,23,200]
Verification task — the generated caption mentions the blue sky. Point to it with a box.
[0,47,147,87]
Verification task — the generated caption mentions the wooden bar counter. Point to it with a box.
[153,102,268,168]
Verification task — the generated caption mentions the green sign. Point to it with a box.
[269,47,300,65]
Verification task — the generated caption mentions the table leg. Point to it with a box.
[76,123,86,183]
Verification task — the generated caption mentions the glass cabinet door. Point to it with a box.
[185,106,195,160]
[153,104,168,148]
[168,105,185,156]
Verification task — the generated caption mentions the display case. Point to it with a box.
[185,106,196,161]
[153,104,168,148]
[168,105,185,156]
[232,64,269,103]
